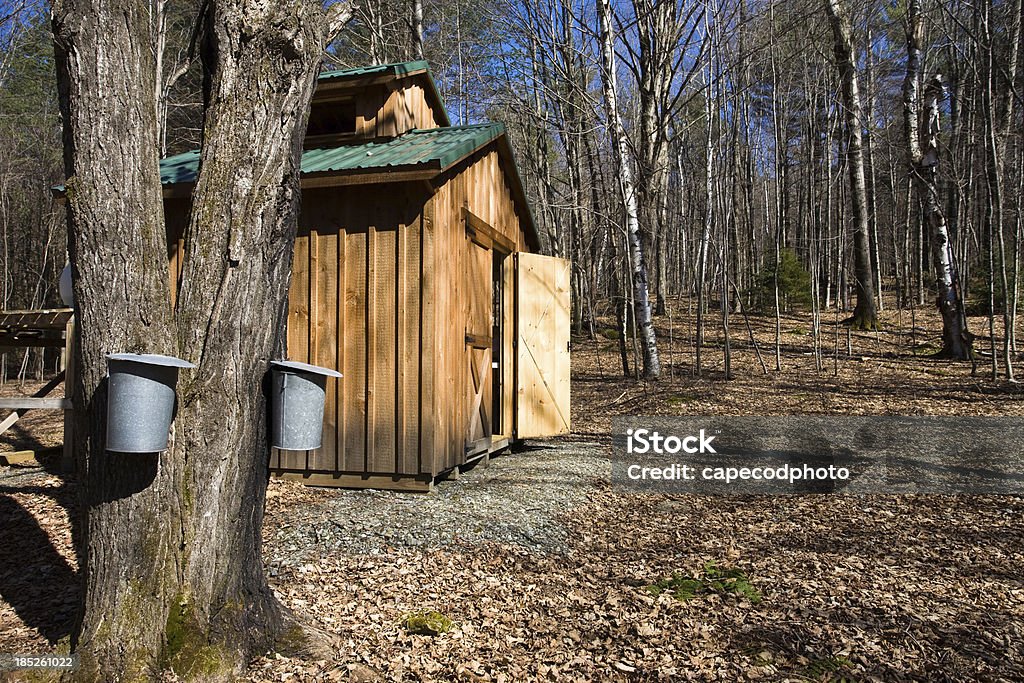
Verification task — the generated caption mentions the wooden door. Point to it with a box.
[514,252,571,438]
[465,240,493,456]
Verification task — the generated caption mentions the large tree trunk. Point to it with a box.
[52,0,352,678]
[902,0,971,359]
[598,0,660,379]
[825,0,878,330]
[53,1,179,676]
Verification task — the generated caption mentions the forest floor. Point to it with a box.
[0,301,1023,681]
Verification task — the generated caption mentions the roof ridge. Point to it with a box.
[409,122,504,133]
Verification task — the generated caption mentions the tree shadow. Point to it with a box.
[0,488,78,643]
[728,623,927,680]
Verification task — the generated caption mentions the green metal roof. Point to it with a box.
[318,60,430,81]
[159,123,505,186]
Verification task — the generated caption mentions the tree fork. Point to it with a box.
[53,0,353,678]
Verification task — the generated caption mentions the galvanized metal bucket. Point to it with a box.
[270,360,342,451]
[106,353,195,453]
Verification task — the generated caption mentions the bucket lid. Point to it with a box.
[107,352,196,369]
[271,359,342,378]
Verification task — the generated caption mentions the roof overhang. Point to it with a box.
[491,134,541,252]
[159,166,443,199]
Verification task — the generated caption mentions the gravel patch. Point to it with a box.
[265,440,606,568]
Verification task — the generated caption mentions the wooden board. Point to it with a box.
[0,447,62,466]
[272,469,434,492]
[0,398,71,410]
[312,228,339,472]
[0,309,73,330]
[515,252,571,438]
[343,221,367,472]
[0,309,74,349]
[277,186,431,481]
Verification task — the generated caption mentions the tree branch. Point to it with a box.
[325,1,357,44]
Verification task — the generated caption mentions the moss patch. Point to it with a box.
[846,310,882,331]
[402,610,453,636]
[647,563,761,604]
[802,655,854,681]
[162,596,233,679]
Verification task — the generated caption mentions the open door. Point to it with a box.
[514,252,570,438]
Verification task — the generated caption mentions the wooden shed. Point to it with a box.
[160,61,570,490]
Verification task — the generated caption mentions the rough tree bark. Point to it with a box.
[598,0,660,379]
[634,0,674,317]
[824,0,879,330]
[52,0,353,678]
[902,0,972,359]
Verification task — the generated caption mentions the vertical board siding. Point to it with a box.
[515,253,571,437]
[274,141,528,486]
[419,198,436,475]
[343,222,367,472]
[434,147,526,470]
[317,76,442,144]
[281,233,310,471]
[312,228,338,471]
[280,186,435,479]
[428,181,451,475]
[353,86,379,138]
[382,80,440,135]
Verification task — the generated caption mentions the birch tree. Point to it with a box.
[598,0,660,379]
[902,0,971,358]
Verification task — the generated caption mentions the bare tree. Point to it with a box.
[824,0,878,330]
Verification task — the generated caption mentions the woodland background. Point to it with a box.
[2,3,1024,678]
[1,0,1022,381]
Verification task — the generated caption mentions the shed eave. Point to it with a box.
[493,134,541,253]
[160,164,445,197]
